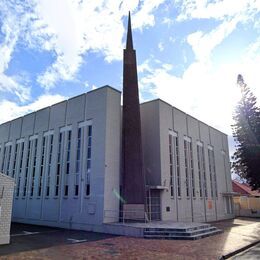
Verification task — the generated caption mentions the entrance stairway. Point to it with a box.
[143,223,222,240]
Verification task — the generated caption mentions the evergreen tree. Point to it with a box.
[232,74,260,190]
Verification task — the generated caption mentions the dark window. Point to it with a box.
[64,185,68,196]
[86,184,90,196]
[75,185,79,196]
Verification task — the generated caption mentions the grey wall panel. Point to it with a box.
[140,100,161,186]
[187,116,199,138]
[103,87,121,223]
[66,94,85,124]
[9,118,22,140]
[172,108,192,222]
[222,134,232,192]
[187,116,205,222]
[173,108,187,134]
[84,87,109,224]
[0,122,10,143]
[49,101,66,129]
[21,113,35,137]
[34,108,50,133]
[158,101,177,221]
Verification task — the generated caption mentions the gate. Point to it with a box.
[146,190,161,221]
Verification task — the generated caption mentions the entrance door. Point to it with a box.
[146,190,161,221]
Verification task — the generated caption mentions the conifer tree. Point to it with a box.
[232,74,260,190]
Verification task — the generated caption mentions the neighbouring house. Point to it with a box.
[232,180,260,217]
[0,173,15,245]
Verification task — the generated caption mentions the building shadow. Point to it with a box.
[0,222,116,257]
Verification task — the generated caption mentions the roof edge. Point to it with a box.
[141,98,228,136]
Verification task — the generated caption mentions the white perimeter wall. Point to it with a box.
[0,173,14,245]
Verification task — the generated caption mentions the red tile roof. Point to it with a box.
[232,180,260,197]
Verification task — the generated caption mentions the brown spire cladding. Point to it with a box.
[122,12,146,211]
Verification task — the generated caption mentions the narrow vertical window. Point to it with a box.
[175,136,181,197]
[212,150,217,198]
[184,139,190,197]
[0,143,12,175]
[208,146,217,199]
[30,139,38,197]
[189,141,195,198]
[64,130,71,197]
[45,134,54,197]
[23,140,32,197]
[6,144,12,176]
[16,142,24,197]
[197,143,203,198]
[168,130,180,198]
[169,134,174,197]
[1,146,7,173]
[55,132,63,197]
[202,146,207,198]
[85,125,92,196]
[75,127,82,197]
[184,136,195,198]
[12,143,18,178]
[38,136,46,197]
[221,150,229,192]
[66,130,71,175]
[76,128,81,173]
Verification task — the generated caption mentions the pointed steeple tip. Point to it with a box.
[126,11,134,50]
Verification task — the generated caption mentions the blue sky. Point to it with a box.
[0,0,260,157]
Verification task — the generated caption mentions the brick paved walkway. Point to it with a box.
[0,218,259,259]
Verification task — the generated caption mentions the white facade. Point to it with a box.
[0,86,121,230]
[0,86,234,232]
[0,173,15,245]
[141,99,234,222]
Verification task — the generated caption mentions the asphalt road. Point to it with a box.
[231,242,260,260]
[0,222,115,257]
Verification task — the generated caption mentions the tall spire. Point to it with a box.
[121,12,146,210]
[126,11,133,50]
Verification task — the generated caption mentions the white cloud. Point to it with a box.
[0,94,66,124]
[138,59,153,73]
[0,74,30,102]
[0,1,32,101]
[182,0,259,65]
[0,0,167,91]
[187,15,240,62]
[176,0,259,22]
[158,42,164,51]
[162,17,174,26]
[133,0,167,28]
[139,44,260,136]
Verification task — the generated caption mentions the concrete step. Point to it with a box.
[144,227,218,237]
[144,228,223,240]
[144,224,211,233]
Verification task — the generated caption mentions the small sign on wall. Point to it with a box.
[208,200,213,209]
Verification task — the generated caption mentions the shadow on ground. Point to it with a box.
[0,223,116,257]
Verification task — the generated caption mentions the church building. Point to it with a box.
[0,14,234,234]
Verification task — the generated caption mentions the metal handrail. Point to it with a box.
[104,209,161,223]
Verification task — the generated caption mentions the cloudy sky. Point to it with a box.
[0,0,260,157]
